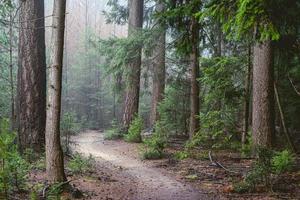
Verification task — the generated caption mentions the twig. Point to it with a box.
[288,74,300,96]
[208,151,239,174]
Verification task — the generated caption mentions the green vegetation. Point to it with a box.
[233,148,296,193]
[124,115,143,143]
[67,153,95,175]
[142,122,167,160]
[61,112,81,154]
[0,119,29,198]
[104,120,123,140]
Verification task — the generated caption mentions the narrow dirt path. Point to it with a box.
[72,130,215,200]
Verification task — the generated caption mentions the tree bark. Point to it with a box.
[150,2,166,127]
[122,0,144,132]
[252,40,275,149]
[17,0,46,153]
[46,0,67,183]
[189,17,200,138]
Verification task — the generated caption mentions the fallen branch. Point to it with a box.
[208,151,239,174]
[288,75,300,96]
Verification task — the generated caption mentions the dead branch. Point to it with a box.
[208,151,239,174]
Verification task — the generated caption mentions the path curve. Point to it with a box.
[72,130,210,200]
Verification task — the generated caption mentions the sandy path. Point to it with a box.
[72,130,212,200]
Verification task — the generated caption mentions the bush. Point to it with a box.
[233,147,296,193]
[271,150,295,174]
[67,153,95,174]
[124,115,143,143]
[104,129,123,140]
[0,119,29,198]
[174,151,189,160]
[142,149,163,160]
[142,122,167,159]
[104,120,123,140]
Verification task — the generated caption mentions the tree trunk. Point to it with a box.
[242,45,252,145]
[17,0,46,153]
[122,0,144,132]
[252,40,274,149]
[150,2,166,127]
[189,17,200,138]
[46,0,67,183]
[9,11,15,130]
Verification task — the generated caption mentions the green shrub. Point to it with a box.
[124,115,143,143]
[233,181,251,193]
[0,119,29,198]
[142,149,163,160]
[142,122,167,159]
[174,151,189,160]
[104,129,123,140]
[271,150,295,174]
[67,153,95,174]
[233,148,296,193]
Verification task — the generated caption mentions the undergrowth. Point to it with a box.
[124,115,143,143]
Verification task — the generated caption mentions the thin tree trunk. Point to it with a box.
[150,2,166,127]
[46,0,67,182]
[274,82,296,152]
[17,0,46,153]
[9,11,15,130]
[189,17,200,138]
[242,45,252,145]
[252,40,274,150]
[122,0,144,132]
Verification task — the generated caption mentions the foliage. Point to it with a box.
[60,112,80,154]
[104,119,123,140]
[234,148,296,193]
[271,150,295,174]
[142,122,167,160]
[157,82,190,136]
[174,151,189,160]
[187,56,245,149]
[203,0,300,41]
[46,182,65,200]
[124,115,143,143]
[67,153,95,175]
[0,119,29,198]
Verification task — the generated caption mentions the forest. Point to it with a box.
[0,0,300,199]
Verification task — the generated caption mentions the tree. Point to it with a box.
[252,40,274,148]
[122,0,144,132]
[188,16,200,138]
[46,0,67,182]
[17,0,46,153]
[150,1,166,127]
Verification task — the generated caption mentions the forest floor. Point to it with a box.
[26,130,300,200]
[67,130,300,200]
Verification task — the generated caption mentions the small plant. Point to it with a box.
[32,155,46,171]
[142,122,167,159]
[142,149,163,160]
[233,147,296,193]
[0,119,29,198]
[61,112,80,154]
[124,115,143,143]
[67,153,95,174]
[104,120,123,140]
[271,150,295,174]
[174,151,189,160]
[104,129,123,140]
[46,182,65,200]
